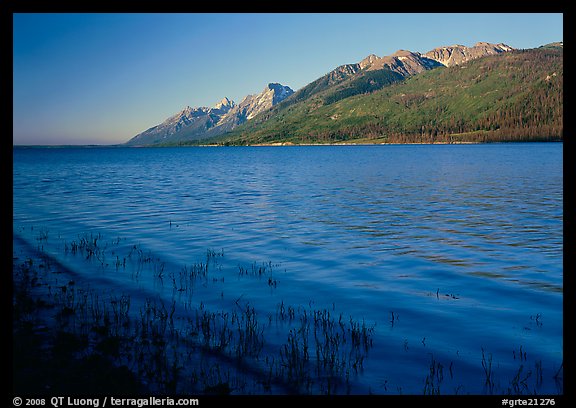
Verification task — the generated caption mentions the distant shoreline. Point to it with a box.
[12,140,563,149]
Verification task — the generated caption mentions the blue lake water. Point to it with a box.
[12,144,563,394]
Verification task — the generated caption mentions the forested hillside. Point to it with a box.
[207,47,562,145]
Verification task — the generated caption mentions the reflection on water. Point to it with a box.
[13,143,563,394]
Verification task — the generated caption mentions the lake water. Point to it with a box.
[12,144,563,395]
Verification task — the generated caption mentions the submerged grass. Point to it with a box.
[12,227,563,395]
[13,228,375,394]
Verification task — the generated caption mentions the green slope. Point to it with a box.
[205,47,562,145]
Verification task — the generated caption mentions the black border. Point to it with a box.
[4,3,571,407]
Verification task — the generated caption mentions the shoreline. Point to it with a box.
[12,140,563,149]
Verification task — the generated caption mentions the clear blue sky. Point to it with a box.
[13,13,563,145]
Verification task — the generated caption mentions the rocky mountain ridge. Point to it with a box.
[320,42,514,85]
[214,45,561,145]
[126,41,516,146]
[126,83,293,146]
[423,42,514,66]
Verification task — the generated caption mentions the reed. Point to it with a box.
[423,355,444,395]
[510,364,531,394]
[481,348,495,393]
[13,226,564,395]
[238,261,280,288]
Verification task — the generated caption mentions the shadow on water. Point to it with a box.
[13,229,379,395]
[13,226,563,395]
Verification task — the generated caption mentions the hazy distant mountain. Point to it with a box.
[125,98,235,146]
[125,84,293,146]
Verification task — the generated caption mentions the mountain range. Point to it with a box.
[125,41,562,146]
[126,84,293,146]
